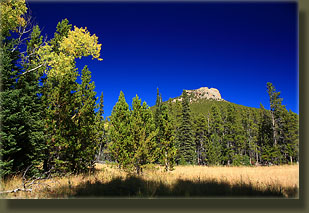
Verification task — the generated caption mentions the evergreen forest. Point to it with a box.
[0,0,299,180]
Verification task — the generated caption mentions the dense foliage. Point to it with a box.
[1,1,299,179]
[177,90,195,165]
[1,0,46,177]
[0,0,103,177]
[165,85,299,166]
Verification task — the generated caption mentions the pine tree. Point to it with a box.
[49,18,72,54]
[222,104,237,165]
[267,82,284,146]
[258,103,274,165]
[0,1,45,177]
[95,92,105,162]
[15,25,46,175]
[154,88,163,161]
[280,109,299,164]
[178,90,196,164]
[73,65,98,173]
[242,108,259,165]
[130,95,158,174]
[206,105,223,165]
[154,88,162,128]
[157,103,176,171]
[193,114,208,165]
[0,36,23,177]
[40,18,102,173]
[108,91,131,169]
[43,66,78,173]
[41,19,75,173]
[266,82,287,164]
[285,110,299,164]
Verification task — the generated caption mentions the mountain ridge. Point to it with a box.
[171,86,225,103]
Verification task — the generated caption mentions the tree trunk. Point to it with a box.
[256,150,259,165]
[97,142,103,162]
[165,151,168,171]
[136,165,140,175]
[271,112,277,146]
[197,145,200,165]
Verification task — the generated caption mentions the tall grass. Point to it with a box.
[0,164,298,198]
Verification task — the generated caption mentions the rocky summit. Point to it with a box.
[173,87,223,102]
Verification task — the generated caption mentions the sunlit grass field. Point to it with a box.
[0,164,299,198]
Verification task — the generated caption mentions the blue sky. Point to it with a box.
[28,1,298,116]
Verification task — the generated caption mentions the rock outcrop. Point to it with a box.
[172,87,223,102]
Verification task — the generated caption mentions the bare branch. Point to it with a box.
[0,166,55,195]
[19,63,46,76]
[22,164,33,189]
[19,35,48,69]
[0,188,32,194]
[11,14,33,53]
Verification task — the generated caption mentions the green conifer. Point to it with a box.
[193,114,208,165]
[285,110,299,164]
[130,95,158,174]
[73,65,98,172]
[0,21,45,177]
[95,92,105,162]
[178,90,196,164]
[208,105,223,165]
[158,103,176,171]
[109,91,131,169]
[258,103,274,165]
[42,19,78,173]
[0,37,23,177]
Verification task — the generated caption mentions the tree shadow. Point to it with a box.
[51,175,298,198]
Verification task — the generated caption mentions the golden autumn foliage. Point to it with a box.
[60,26,102,60]
[37,44,74,77]
[0,0,27,35]
[38,26,102,77]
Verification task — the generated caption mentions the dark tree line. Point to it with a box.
[101,82,298,172]
[166,83,299,166]
[1,1,298,180]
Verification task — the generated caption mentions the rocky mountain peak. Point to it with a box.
[172,86,223,102]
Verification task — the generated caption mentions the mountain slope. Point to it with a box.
[159,86,261,118]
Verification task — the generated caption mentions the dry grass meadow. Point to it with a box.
[0,164,299,198]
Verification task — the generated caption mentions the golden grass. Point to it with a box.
[0,164,299,198]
